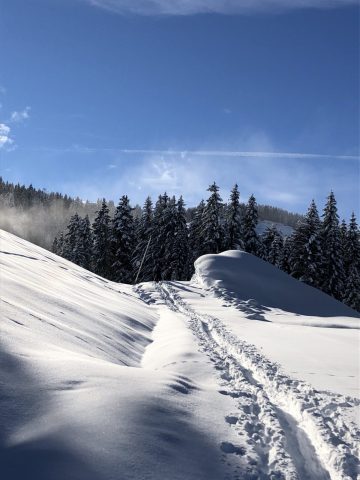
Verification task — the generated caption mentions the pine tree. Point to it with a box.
[188,199,206,277]
[344,213,360,275]
[279,236,292,274]
[262,226,283,267]
[202,182,224,254]
[62,213,93,269]
[340,219,348,246]
[261,225,277,260]
[92,199,113,278]
[133,196,154,283]
[171,196,189,280]
[111,195,135,283]
[161,196,180,280]
[320,192,345,300]
[63,213,82,264]
[57,232,65,257]
[147,193,169,281]
[242,194,261,255]
[289,200,322,288]
[77,215,93,270]
[343,268,360,311]
[342,213,360,311]
[225,184,243,250]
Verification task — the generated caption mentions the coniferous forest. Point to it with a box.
[49,182,360,313]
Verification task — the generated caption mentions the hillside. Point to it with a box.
[1,230,359,480]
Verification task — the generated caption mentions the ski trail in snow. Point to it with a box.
[153,281,359,480]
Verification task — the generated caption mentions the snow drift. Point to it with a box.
[194,250,359,318]
[193,250,360,399]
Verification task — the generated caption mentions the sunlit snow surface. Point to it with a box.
[1,231,359,480]
[193,250,360,396]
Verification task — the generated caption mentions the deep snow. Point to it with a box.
[1,230,359,480]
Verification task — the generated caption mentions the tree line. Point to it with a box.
[53,183,360,312]
[0,176,302,250]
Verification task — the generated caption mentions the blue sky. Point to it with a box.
[0,0,359,219]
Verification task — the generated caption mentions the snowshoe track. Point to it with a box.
[150,281,359,480]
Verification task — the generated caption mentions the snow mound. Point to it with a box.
[194,250,359,319]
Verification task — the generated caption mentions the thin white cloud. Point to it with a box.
[87,0,358,15]
[0,123,13,149]
[0,85,6,95]
[10,106,31,123]
[119,148,359,161]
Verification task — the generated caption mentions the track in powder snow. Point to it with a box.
[147,281,359,480]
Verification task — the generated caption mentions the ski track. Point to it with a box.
[136,281,360,480]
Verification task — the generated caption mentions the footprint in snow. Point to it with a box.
[219,390,253,399]
[220,442,245,456]
[225,416,238,425]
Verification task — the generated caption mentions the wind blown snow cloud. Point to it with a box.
[87,0,358,15]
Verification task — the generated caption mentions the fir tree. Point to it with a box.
[320,192,345,300]
[188,199,206,277]
[242,194,261,255]
[261,225,277,260]
[171,196,189,280]
[133,196,154,283]
[342,213,360,311]
[262,226,283,267]
[225,184,243,250]
[63,213,83,265]
[92,199,113,278]
[111,195,135,283]
[161,196,180,280]
[289,200,322,288]
[279,236,292,274]
[343,268,360,311]
[202,182,224,254]
[340,219,348,247]
[148,193,169,281]
[77,215,93,270]
[344,213,360,274]
[57,232,65,257]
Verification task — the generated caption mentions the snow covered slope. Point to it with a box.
[1,231,359,480]
[0,230,242,480]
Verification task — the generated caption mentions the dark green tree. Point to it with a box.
[92,199,113,278]
[202,182,224,254]
[111,195,135,283]
[320,192,344,300]
[243,194,261,255]
[225,184,243,250]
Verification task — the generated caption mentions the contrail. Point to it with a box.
[25,146,359,160]
[120,149,359,160]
